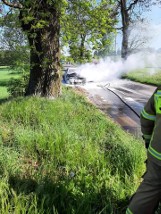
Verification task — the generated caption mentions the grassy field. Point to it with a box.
[0,67,20,100]
[122,68,161,86]
[0,81,146,213]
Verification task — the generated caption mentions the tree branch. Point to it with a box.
[127,0,139,11]
[115,27,123,30]
[1,0,23,9]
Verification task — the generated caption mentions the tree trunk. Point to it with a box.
[19,3,61,97]
[122,26,129,59]
[80,35,86,59]
[120,0,130,59]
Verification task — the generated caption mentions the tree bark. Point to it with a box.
[80,35,86,59]
[120,0,130,59]
[19,2,61,97]
[122,26,129,59]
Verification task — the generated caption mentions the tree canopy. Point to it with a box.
[61,0,117,63]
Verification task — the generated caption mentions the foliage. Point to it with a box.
[0,48,29,68]
[0,11,29,67]
[7,72,29,97]
[0,87,146,213]
[94,33,116,58]
[1,0,117,65]
[61,0,117,63]
[0,67,30,100]
[0,67,21,100]
[0,11,29,98]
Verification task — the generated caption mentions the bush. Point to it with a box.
[7,72,29,97]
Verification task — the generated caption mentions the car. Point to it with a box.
[62,67,86,85]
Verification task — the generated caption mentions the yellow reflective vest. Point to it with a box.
[141,86,161,165]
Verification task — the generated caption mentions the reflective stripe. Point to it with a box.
[147,90,161,161]
[148,144,161,160]
[141,109,156,121]
[156,90,161,95]
[154,92,161,114]
[126,208,133,214]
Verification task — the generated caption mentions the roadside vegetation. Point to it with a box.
[0,67,11,99]
[0,68,146,213]
[122,68,161,86]
[0,67,29,101]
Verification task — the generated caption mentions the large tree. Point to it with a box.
[1,0,63,97]
[116,0,151,59]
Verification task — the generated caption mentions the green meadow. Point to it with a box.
[122,68,161,86]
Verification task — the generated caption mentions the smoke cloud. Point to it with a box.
[76,52,161,82]
[74,20,161,83]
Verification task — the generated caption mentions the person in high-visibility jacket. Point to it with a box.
[126,86,161,214]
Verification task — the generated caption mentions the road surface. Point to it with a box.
[79,79,156,138]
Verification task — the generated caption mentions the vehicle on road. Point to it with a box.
[62,67,86,85]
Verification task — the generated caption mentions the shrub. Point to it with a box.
[7,72,29,97]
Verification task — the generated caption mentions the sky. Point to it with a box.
[116,4,161,51]
[147,5,161,49]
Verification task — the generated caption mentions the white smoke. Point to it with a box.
[77,58,124,82]
[76,52,161,82]
[74,19,161,83]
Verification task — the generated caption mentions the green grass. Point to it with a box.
[0,86,8,100]
[0,87,146,213]
[122,68,161,86]
[0,67,20,99]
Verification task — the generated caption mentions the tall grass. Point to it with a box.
[0,87,146,213]
[122,68,161,86]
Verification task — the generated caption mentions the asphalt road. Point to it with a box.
[80,79,156,138]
